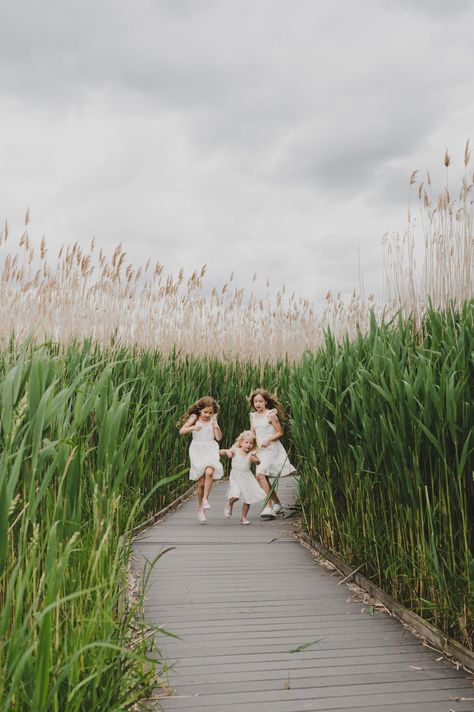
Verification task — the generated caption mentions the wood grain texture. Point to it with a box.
[132,479,474,711]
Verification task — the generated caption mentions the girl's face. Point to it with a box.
[240,436,255,453]
[253,394,267,412]
[199,405,215,421]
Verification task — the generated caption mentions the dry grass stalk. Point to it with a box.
[384,143,474,325]
[1,147,472,357]
[0,235,378,359]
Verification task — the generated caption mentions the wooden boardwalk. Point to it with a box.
[132,479,474,711]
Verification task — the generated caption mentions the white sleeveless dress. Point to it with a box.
[251,409,296,478]
[227,449,266,504]
[188,420,224,481]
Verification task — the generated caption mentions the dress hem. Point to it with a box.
[189,464,224,482]
[255,467,296,478]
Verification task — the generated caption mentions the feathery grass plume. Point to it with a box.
[0,230,381,359]
[384,144,473,325]
[2,145,470,359]
[0,144,473,710]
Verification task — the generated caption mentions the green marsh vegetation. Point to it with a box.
[0,343,285,710]
[0,147,472,708]
[290,303,473,649]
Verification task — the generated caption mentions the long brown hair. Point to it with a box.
[248,388,285,422]
[177,396,219,427]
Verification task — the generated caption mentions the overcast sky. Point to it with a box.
[1,0,473,305]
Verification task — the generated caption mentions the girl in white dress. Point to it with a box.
[178,396,223,523]
[249,388,296,519]
[220,431,266,525]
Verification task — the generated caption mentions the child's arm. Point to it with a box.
[260,412,284,448]
[219,447,234,459]
[211,415,222,442]
[250,452,260,465]
[249,413,257,438]
[179,414,200,435]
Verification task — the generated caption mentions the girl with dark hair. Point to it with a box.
[178,396,223,523]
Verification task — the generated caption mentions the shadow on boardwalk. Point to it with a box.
[132,479,474,712]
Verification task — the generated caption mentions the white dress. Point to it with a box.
[227,449,266,504]
[189,420,224,481]
[251,409,296,478]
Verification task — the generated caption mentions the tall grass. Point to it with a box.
[1,147,473,707]
[290,303,473,649]
[0,341,288,710]
[0,226,379,359]
[384,141,474,324]
[0,150,471,360]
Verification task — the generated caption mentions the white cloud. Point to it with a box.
[0,0,473,307]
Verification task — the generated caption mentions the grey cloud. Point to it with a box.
[393,0,474,17]
[1,0,473,306]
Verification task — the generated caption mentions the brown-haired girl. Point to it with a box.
[178,396,223,523]
[219,431,266,525]
[249,388,295,519]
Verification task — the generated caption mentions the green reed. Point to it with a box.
[289,302,473,649]
[0,340,287,710]
[2,303,472,710]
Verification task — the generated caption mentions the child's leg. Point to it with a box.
[196,475,207,523]
[256,473,276,517]
[256,473,278,504]
[225,496,239,517]
[272,489,282,506]
[256,472,271,496]
[196,476,205,506]
[202,466,215,504]
[241,502,250,524]
[266,476,281,505]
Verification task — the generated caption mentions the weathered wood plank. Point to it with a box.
[152,698,474,712]
[133,479,473,711]
[153,685,474,711]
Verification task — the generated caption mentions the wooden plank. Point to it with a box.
[133,477,473,711]
[299,530,474,674]
[155,685,474,711]
[153,699,474,712]
[166,662,457,686]
[167,653,454,675]
[171,670,468,695]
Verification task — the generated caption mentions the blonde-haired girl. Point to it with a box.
[249,388,295,519]
[219,431,266,525]
[178,396,223,523]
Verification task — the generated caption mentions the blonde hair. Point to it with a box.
[234,430,257,449]
[177,396,219,427]
[248,388,285,422]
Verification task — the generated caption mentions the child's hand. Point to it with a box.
[192,424,202,432]
[211,415,218,425]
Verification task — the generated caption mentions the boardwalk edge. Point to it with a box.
[132,484,196,537]
[298,530,474,674]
